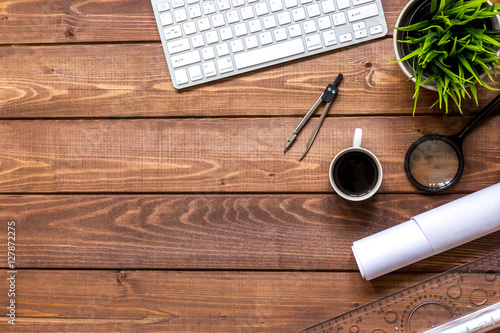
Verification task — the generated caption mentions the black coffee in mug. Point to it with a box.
[332,151,379,196]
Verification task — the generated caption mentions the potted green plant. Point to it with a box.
[392,0,500,114]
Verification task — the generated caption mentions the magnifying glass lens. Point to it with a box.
[408,140,460,189]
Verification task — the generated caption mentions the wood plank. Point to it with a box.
[2,194,499,270]
[0,270,470,332]
[0,117,498,193]
[0,0,405,45]
[2,270,500,332]
[0,0,158,44]
[1,41,499,118]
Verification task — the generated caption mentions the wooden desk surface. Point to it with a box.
[1,0,499,331]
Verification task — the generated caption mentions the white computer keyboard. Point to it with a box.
[151,0,388,89]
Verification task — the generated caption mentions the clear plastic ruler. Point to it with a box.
[301,249,500,333]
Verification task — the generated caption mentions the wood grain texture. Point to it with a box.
[0,270,465,332]
[2,1,500,332]
[0,117,498,193]
[2,270,500,332]
[0,0,403,45]
[1,194,499,270]
[0,0,158,44]
[1,40,499,118]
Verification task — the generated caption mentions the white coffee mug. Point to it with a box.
[329,128,383,201]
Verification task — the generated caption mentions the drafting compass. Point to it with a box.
[284,74,343,161]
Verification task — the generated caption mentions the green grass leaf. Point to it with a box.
[394,20,431,31]
[394,0,500,113]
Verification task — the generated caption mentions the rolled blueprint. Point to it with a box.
[352,182,500,280]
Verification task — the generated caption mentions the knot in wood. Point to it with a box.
[116,272,127,283]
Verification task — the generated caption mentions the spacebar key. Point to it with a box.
[234,39,305,70]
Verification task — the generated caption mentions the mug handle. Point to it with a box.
[353,128,362,148]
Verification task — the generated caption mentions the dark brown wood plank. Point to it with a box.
[0,0,158,44]
[0,270,469,332]
[0,117,498,194]
[0,0,405,45]
[1,41,499,118]
[2,194,498,270]
[2,270,500,332]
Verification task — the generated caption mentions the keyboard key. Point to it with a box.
[205,31,219,44]
[167,37,191,54]
[202,1,216,14]
[277,11,292,25]
[285,0,298,8]
[369,24,384,35]
[217,57,234,73]
[216,0,231,10]
[263,15,277,29]
[332,12,346,26]
[196,17,211,31]
[188,5,202,18]
[255,2,269,16]
[157,3,170,12]
[259,31,273,45]
[354,29,368,39]
[274,27,288,41]
[220,27,234,40]
[318,16,332,30]
[323,30,337,46]
[234,22,248,36]
[174,68,189,84]
[172,0,185,8]
[347,3,379,22]
[234,39,305,69]
[182,21,197,35]
[232,0,245,7]
[339,32,352,43]
[216,42,230,56]
[249,19,263,33]
[188,65,203,81]
[230,39,244,52]
[270,0,284,12]
[244,35,259,49]
[288,23,302,37]
[303,20,317,34]
[305,34,322,50]
[203,61,217,77]
[353,22,366,30]
[202,46,215,60]
[226,9,240,23]
[171,50,201,68]
[212,13,225,27]
[191,34,205,48]
[336,0,350,10]
[307,3,321,17]
[240,6,254,19]
[160,12,174,26]
[321,0,336,13]
[163,25,183,40]
[174,9,188,22]
[292,7,306,21]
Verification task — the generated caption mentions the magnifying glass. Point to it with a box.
[405,95,500,192]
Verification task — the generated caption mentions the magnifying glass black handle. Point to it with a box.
[457,94,500,140]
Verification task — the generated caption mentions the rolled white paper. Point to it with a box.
[352,182,500,280]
